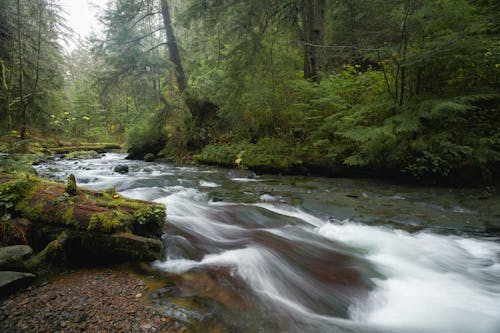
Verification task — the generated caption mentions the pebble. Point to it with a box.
[0,269,190,333]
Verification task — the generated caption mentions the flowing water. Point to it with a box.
[36,153,500,333]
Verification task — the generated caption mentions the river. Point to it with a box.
[36,153,500,333]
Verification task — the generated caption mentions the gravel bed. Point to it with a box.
[0,269,190,333]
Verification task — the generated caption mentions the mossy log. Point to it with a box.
[0,173,166,265]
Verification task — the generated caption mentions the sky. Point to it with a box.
[59,0,103,51]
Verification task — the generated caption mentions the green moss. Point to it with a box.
[0,175,35,203]
[16,200,44,221]
[133,205,166,225]
[87,211,133,234]
[62,206,74,225]
[132,204,166,238]
[64,150,100,160]
[194,144,243,167]
[66,174,77,195]
[195,140,303,174]
[26,231,67,268]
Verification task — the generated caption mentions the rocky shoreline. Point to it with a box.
[0,268,190,333]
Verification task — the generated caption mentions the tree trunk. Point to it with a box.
[160,0,187,93]
[16,0,26,139]
[301,0,325,83]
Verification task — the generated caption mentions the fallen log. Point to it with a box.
[0,173,166,264]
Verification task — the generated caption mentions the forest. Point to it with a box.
[1,0,499,184]
[1,1,500,332]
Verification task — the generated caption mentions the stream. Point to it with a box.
[36,153,500,333]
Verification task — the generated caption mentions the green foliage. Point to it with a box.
[124,114,166,160]
[8,0,492,184]
[0,176,33,243]
[194,143,246,167]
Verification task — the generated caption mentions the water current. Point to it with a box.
[36,153,500,333]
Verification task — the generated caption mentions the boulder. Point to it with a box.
[0,271,36,298]
[144,153,155,162]
[114,165,129,174]
[0,245,34,271]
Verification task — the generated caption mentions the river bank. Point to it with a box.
[0,267,189,333]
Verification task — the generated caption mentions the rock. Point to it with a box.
[114,165,129,174]
[144,153,155,162]
[0,245,33,271]
[0,271,36,298]
[227,169,255,179]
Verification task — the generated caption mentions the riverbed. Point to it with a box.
[36,153,500,333]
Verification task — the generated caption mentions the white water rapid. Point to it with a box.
[36,153,500,333]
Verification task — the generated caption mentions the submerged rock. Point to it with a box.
[114,165,129,174]
[0,271,36,298]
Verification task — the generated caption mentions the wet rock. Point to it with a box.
[227,169,255,179]
[164,235,198,260]
[0,271,36,298]
[114,165,129,174]
[0,245,33,271]
[144,153,155,162]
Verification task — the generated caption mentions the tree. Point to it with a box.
[301,0,325,82]
[0,0,65,138]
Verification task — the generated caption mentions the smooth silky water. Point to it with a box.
[36,153,500,333]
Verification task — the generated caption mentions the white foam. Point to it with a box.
[259,194,276,202]
[253,203,324,227]
[231,178,262,182]
[318,222,500,333]
[199,180,220,188]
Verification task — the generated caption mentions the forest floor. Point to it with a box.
[0,268,190,333]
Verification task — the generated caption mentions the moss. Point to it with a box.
[66,174,77,195]
[62,206,74,225]
[16,201,44,221]
[0,175,35,203]
[64,150,100,160]
[194,140,304,174]
[194,144,242,167]
[132,204,166,238]
[26,231,67,269]
[87,211,133,234]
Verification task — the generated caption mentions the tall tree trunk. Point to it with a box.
[160,0,187,93]
[302,0,325,83]
[16,0,27,139]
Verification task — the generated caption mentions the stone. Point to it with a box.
[0,245,33,271]
[144,153,155,162]
[0,271,36,298]
[114,165,129,174]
